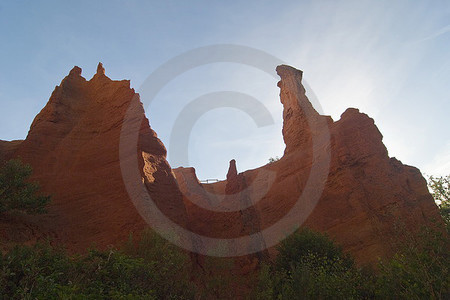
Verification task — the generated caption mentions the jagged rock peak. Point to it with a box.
[69,66,82,77]
[8,62,187,251]
[276,64,303,82]
[276,64,324,154]
[226,159,237,181]
[97,62,105,75]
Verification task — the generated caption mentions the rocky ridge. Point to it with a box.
[0,63,442,266]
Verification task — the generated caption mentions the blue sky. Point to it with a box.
[0,0,449,180]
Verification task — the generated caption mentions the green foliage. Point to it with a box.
[251,263,274,300]
[0,230,195,299]
[0,159,50,214]
[376,227,450,299]
[0,243,73,299]
[0,225,448,299]
[254,226,449,299]
[121,229,195,299]
[255,228,371,299]
[197,257,241,299]
[428,175,450,230]
[275,227,353,273]
[429,175,450,204]
[274,254,371,299]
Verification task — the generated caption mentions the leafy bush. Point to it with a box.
[275,227,353,272]
[255,228,371,299]
[376,227,449,299]
[197,256,241,299]
[0,230,195,299]
[0,159,50,214]
[121,229,195,299]
[254,226,449,300]
[274,254,371,299]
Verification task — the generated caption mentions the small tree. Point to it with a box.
[0,159,50,214]
[428,175,450,230]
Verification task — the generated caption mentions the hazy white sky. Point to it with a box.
[0,0,449,180]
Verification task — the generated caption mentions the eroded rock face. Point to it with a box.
[0,63,441,267]
[174,65,442,265]
[276,65,332,155]
[1,63,187,251]
[0,140,22,162]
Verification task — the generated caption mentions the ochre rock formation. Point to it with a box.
[0,63,442,267]
[173,65,442,265]
[0,63,187,251]
[0,140,22,162]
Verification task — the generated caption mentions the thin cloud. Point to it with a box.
[413,24,450,44]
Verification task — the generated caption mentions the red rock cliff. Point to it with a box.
[0,63,442,266]
[1,63,187,251]
[173,65,442,265]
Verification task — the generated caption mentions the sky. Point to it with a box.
[0,0,449,180]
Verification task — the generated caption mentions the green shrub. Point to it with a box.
[0,159,50,214]
[275,227,353,272]
[376,227,449,299]
[254,226,449,299]
[254,228,372,299]
[121,229,195,299]
[0,230,195,299]
[197,257,238,299]
[275,253,371,299]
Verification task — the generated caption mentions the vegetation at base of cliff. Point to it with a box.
[0,159,50,215]
[254,227,449,300]
[377,226,449,300]
[0,230,195,299]
[1,227,447,300]
[253,228,374,299]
